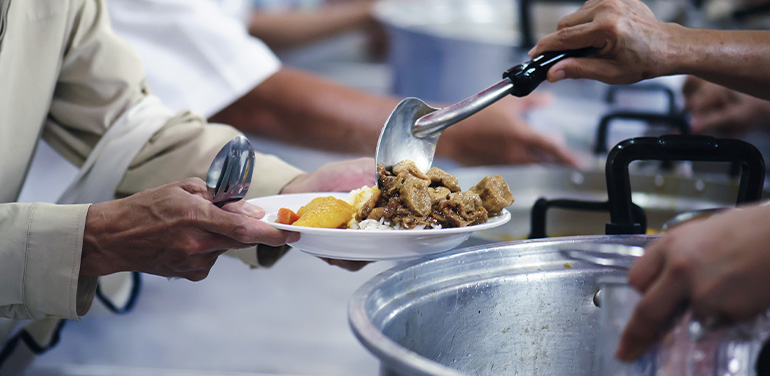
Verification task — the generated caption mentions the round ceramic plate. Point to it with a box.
[249,192,511,261]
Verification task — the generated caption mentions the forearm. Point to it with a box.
[666,26,770,99]
[209,68,395,155]
[247,2,375,50]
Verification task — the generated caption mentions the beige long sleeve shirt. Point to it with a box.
[0,0,303,321]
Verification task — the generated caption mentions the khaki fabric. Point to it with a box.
[0,0,303,321]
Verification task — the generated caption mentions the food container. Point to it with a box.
[349,236,770,375]
[348,235,652,375]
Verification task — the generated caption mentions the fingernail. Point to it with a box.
[242,201,265,216]
[551,69,566,82]
[287,232,300,243]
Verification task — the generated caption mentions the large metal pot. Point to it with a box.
[348,235,654,375]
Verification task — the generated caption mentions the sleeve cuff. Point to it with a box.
[24,203,93,320]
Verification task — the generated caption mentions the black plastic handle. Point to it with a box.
[593,111,691,155]
[604,83,679,115]
[503,48,593,97]
[529,197,647,239]
[605,135,766,234]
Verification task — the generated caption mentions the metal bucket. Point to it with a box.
[348,235,654,375]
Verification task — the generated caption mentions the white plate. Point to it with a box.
[249,192,511,261]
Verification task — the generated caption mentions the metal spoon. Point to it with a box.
[206,135,255,206]
[375,48,592,175]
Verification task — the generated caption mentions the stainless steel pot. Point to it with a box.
[348,235,655,375]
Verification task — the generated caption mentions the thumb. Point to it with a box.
[548,58,621,84]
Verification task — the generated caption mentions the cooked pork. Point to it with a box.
[362,160,514,229]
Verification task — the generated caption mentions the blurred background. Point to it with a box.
[20,0,770,374]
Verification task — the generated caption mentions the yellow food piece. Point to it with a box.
[293,196,356,228]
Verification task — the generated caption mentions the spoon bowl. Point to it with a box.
[206,135,255,206]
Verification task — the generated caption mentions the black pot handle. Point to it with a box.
[503,48,593,97]
[594,111,691,155]
[605,135,766,234]
[529,197,647,239]
[604,83,679,115]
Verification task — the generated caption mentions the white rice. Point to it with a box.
[346,186,443,230]
[349,217,442,231]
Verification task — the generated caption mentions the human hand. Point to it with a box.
[683,76,770,136]
[437,94,579,166]
[530,0,678,85]
[81,178,298,281]
[280,157,376,194]
[616,204,770,361]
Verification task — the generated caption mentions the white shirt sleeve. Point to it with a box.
[105,0,282,118]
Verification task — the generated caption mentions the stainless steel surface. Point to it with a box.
[376,79,515,173]
[560,243,644,269]
[349,235,657,376]
[206,135,255,205]
[376,97,440,173]
[451,165,754,240]
[412,79,514,138]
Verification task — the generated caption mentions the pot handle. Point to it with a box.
[605,135,766,234]
[593,111,690,155]
[604,83,679,115]
[528,197,647,239]
[503,48,593,97]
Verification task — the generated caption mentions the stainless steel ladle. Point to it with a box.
[206,135,255,206]
[375,48,592,175]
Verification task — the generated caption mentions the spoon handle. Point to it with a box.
[503,47,594,97]
[412,48,593,138]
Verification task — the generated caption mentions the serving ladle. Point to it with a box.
[375,48,592,175]
[206,135,255,206]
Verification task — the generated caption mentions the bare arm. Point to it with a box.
[247,1,376,51]
[209,67,579,166]
[530,0,770,100]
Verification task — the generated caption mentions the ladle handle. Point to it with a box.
[413,48,593,138]
[605,135,766,234]
[503,48,594,97]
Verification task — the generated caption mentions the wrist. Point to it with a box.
[279,173,310,194]
[81,202,120,276]
[658,22,694,77]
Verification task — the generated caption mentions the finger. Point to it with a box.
[221,200,266,219]
[555,2,598,30]
[627,239,667,293]
[681,75,703,97]
[525,134,581,167]
[320,257,370,271]
[616,267,689,361]
[530,24,601,58]
[198,207,296,246]
[693,107,749,135]
[548,57,624,83]
[176,177,210,198]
